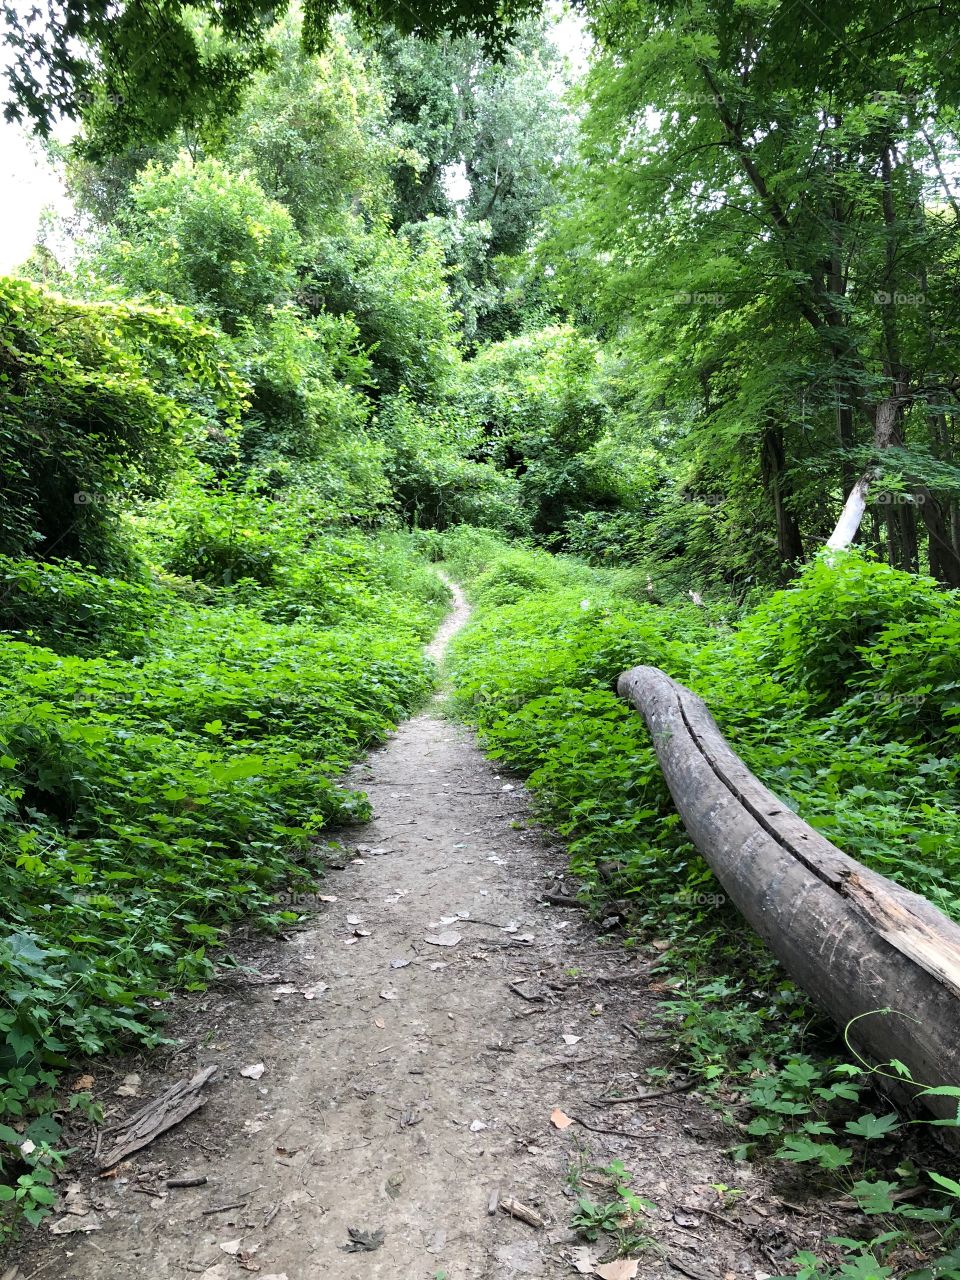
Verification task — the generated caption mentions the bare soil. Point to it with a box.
[10,583,826,1280]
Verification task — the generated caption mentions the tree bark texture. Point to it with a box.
[618,664,960,1127]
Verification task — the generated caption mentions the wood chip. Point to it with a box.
[98,1065,218,1169]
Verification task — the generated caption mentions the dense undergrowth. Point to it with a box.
[438,526,960,1280]
[0,524,445,1224]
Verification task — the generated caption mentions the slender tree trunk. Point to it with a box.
[917,487,960,586]
[899,503,918,573]
[920,411,960,585]
[760,426,804,570]
[829,219,857,498]
[870,507,883,559]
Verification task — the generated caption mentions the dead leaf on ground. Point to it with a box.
[550,1108,574,1130]
[219,1239,242,1255]
[62,1183,91,1217]
[568,1245,598,1275]
[595,1261,639,1280]
[424,931,462,947]
[562,1034,582,1046]
[673,1210,700,1227]
[72,1074,95,1091]
[198,1266,233,1280]
[374,1016,386,1029]
[390,957,411,969]
[318,894,337,903]
[240,1063,265,1080]
[115,1073,141,1097]
[346,914,362,925]
[469,1119,488,1132]
[49,1214,101,1235]
[342,1225,385,1253]
[426,1228,446,1254]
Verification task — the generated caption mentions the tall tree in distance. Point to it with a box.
[377,19,576,342]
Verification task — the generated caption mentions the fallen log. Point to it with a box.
[618,664,960,1126]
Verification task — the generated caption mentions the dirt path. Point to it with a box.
[19,584,800,1280]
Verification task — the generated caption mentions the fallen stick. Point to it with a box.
[202,1200,248,1216]
[507,981,545,1003]
[166,1175,208,1188]
[539,892,583,908]
[589,1082,697,1107]
[499,1196,545,1229]
[571,1115,653,1141]
[98,1065,219,1169]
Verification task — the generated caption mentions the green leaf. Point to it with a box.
[929,1171,960,1200]
[844,1113,900,1141]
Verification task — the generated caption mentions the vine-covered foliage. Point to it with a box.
[0,278,245,570]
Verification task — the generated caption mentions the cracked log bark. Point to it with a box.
[618,665,960,1126]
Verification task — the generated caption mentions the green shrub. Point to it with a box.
[101,158,301,332]
[741,551,944,706]
[0,556,165,656]
[0,276,244,571]
[562,510,648,565]
[164,496,284,586]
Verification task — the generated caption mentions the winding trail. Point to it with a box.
[20,586,788,1280]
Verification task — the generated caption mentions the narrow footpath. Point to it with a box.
[17,585,800,1280]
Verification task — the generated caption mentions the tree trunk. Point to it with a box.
[618,664,960,1128]
[826,390,907,553]
[918,487,960,587]
[760,426,804,569]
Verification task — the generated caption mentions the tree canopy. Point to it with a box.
[1,0,542,149]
